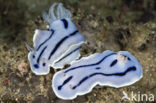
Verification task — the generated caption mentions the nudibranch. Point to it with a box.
[52,50,143,99]
[27,3,86,75]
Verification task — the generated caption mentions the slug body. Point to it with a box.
[52,50,143,99]
[28,3,86,75]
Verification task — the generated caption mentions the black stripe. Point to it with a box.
[72,76,88,89]
[37,46,47,63]
[127,57,131,60]
[122,55,131,61]
[55,46,81,64]
[95,67,101,69]
[36,30,54,51]
[48,30,78,60]
[61,19,68,29]
[64,52,116,73]
[58,76,73,90]
[110,59,118,67]
[72,66,136,89]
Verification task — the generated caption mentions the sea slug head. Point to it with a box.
[43,3,76,32]
[28,50,50,75]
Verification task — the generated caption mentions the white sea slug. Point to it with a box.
[52,50,143,100]
[27,3,86,75]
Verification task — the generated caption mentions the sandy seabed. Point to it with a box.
[0,0,156,103]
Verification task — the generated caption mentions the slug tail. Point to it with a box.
[42,3,72,24]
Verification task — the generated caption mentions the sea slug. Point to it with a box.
[52,50,143,99]
[27,3,86,75]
